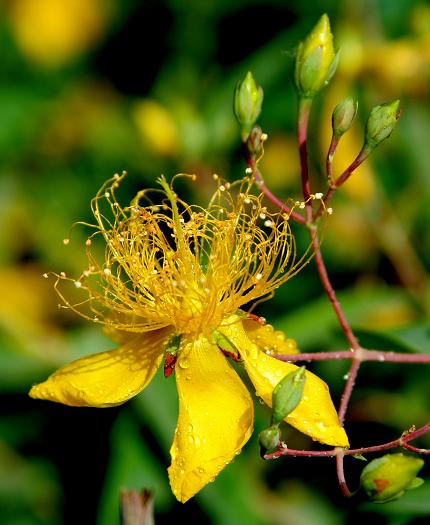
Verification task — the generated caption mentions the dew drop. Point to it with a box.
[178,357,190,369]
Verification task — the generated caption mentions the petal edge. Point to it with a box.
[29,328,169,407]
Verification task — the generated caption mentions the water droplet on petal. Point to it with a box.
[178,357,190,369]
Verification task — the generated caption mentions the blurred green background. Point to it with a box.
[1,0,430,523]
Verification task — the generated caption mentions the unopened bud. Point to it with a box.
[360,453,424,503]
[271,366,306,425]
[120,489,155,525]
[332,97,357,137]
[259,425,281,453]
[364,100,401,151]
[295,14,339,98]
[233,71,264,140]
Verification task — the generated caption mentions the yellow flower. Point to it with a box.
[30,173,349,502]
[7,0,108,68]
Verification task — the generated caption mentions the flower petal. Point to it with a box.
[168,334,254,503]
[29,328,170,407]
[242,318,299,355]
[222,319,349,448]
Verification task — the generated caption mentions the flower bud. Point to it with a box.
[259,425,281,453]
[295,14,339,98]
[120,489,155,525]
[271,366,306,425]
[360,453,424,503]
[233,71,264,140]
[332,97,358,138]
[364,100,401,150]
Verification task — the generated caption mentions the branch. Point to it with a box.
[308,230,361,350]
[264,422,430,460]
[315,146,370,220]
[244,148,306,225]
[273,349,430,364]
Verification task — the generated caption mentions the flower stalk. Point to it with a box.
[238,13,429,502]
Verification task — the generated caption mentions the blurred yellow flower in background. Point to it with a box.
[133,100,179,157]
[336,5,430,97]
[7,0,110,67]
[29,173,348,502]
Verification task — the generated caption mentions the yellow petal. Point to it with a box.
[168,334,254,503]
[242,318,299,355]
[29,328,170,407]
[222,319,349,448]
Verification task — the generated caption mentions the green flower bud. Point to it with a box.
[360,453,424,503]
[295,14,339,98]
[233,71,263,140]
[259,425,281,453]
[364,100,401,150]
[332,97,358,138]
[271,366,306,425]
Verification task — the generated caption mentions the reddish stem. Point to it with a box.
[298,98,314,224]
[273,349,430,364]
[311,233,361,350]
[338,358,361,426]
[336,454,352,497]
[296,97,361,351]
[315,145,371,220]
[325,134,340,185]
[245,153,306,224]
[264,422,430,460]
